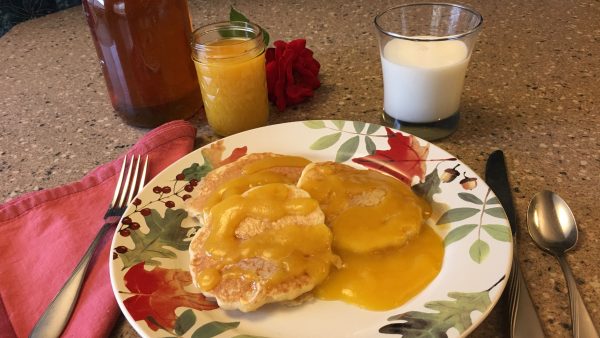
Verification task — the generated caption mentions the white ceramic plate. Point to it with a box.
[110,120,512,338]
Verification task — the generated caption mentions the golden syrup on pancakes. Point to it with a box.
[314,225,443,310]
[299,162,444,310]
[195,156,444,311]
[202,155,311,212]
[196,154,336,293]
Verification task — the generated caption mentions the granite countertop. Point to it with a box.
[1,0,599,337]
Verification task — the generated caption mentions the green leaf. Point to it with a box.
[366,123,380,135]
[458,192,483,205]
[412,168,442,203]
[229,6,249,22]
[182,161,213,181]
[228,7,269,46]
[174,309,196,336]
[120,208,190,269]
[261,29,270,47]
[192,321,240,338]
[332,120,345,130]
[381,290,492,336]
[353,121,365,133]
[436,207,480,225]
[365,136,376,155]
[482,224,511,242]
[309,132,341,150]
[469,239,490,263]
[303,120,325,129]
[486,196,501,204]
[484,207,507,219]
[335,135,360,162]
[444,224,478,246]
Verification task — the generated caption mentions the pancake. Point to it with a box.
[185,152,310,221]
[188,183,339,312]
[297,162,430,254]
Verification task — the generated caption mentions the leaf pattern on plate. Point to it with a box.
[192,321,240,338]
[110,121,512,338]
[309,132,342,150]
[174,309,197,336]
[437,187,512,264]
[118,208,193,269]
[379,277,505,337]
[353,127,430,184]
[304,120,387,162]
[121,263,218,332]
[335,135,360,162]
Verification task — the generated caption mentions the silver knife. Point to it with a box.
[485,150,545,338]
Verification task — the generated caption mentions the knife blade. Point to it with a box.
[485,150,545,338]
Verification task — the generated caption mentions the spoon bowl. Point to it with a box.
[527,190,599,338]
[527,190,577,254]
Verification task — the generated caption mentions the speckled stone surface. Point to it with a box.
[1,1,599,337]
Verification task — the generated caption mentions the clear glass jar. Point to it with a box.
[191,21,269,136]
[82,0,202,128]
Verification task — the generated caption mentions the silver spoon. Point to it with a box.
[527,190,599,338]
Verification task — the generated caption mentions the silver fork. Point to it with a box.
[29,155,149,338]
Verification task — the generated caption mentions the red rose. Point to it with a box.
[265,39,321,111]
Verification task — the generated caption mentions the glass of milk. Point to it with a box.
[374,3,482,140]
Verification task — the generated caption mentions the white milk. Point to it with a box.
[381,38,469,123]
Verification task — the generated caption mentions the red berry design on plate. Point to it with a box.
[162,186,172,194]
[184,184,194,192]
[129,222,140,230]
[176,173,185,181]
[460,173,478,190]
[182,194,192,201]
[152,186,162,194]
[115,246,128,254]
[140,208,151,216]
[190,179,198,186]
[122,216,132,225]
[119,229,131,237]
[165,201,175,208]
[132,198,142,206]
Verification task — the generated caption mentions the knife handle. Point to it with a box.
[508,254,546,338]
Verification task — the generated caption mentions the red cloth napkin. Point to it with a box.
[0,120,197,338]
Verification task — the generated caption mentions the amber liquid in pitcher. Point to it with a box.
[83,0,202,128]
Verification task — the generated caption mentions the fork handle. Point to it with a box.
[29,222,115,338]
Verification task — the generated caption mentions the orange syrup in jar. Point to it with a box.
[82,0,202,127]
[191,22,269,136]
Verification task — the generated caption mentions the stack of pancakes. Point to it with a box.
[187,152,426,312]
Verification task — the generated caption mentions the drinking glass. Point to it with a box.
[375,3,483,140]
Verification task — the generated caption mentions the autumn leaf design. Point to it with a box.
[183,143,248,180]
[353,127,429,184]
[379,277,504,337]
[122,263,218,332]
[437,188,512,263]
[304,120,381,162]
[119,208,194,269]
[412,166,452,221]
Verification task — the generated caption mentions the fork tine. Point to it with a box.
[111,156,128,208]
[137,155,149,195]
[126,155,141,205]
[118,156,135,208]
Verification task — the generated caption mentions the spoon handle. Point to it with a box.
[557,255,600,338]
